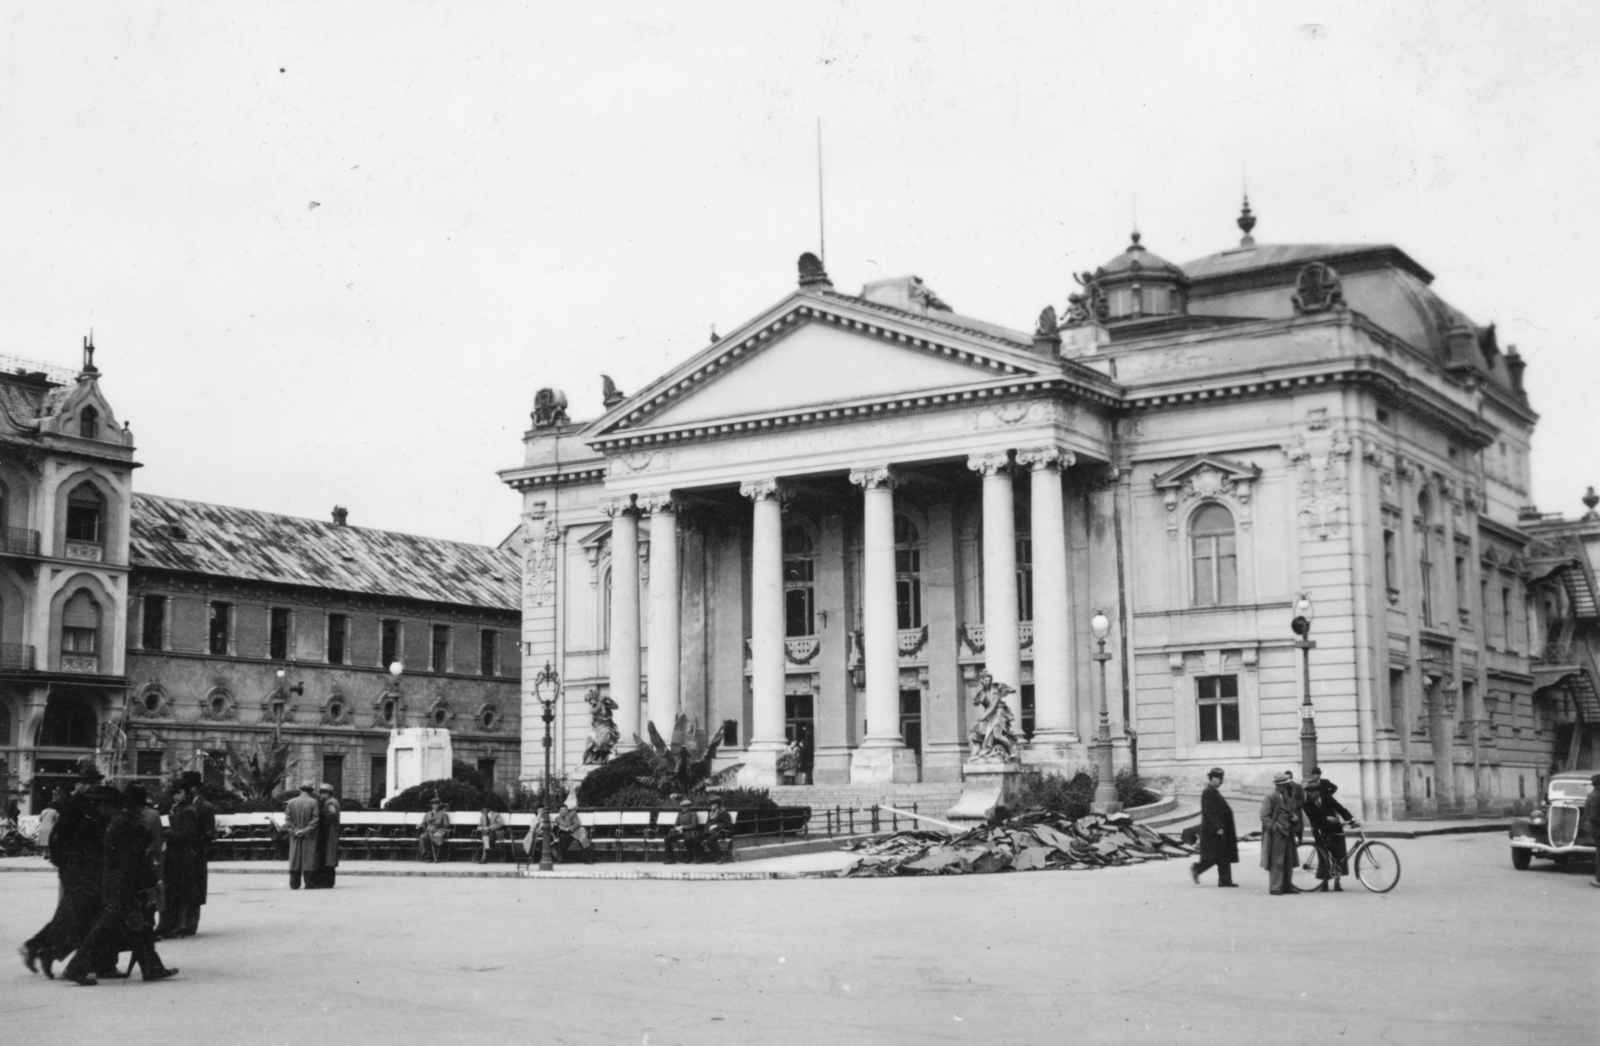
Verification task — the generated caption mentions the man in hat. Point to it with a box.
[62,787,177,985]
[124,785,165,937]
[474,803,508,864]
[20,765,112,977]
[161,771,215,935]
[1260,771,1301,895]
[284,782,321,889]
[662,799,701,865]
[1302,772,1356,891]
[1582,772,1600,888]
[309,783,340,888]
[1190,768,1238,887]
[703,798,735,865]
[417,796,451,863]
[553,803,594,864]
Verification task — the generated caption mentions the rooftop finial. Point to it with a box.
[1129,229,1143,250]
[81,332,98,376]
[1583,486,1599,521]
[1237,194,1257,247]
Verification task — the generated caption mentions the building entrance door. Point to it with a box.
[899,689,923,782]
[784,694,814,784]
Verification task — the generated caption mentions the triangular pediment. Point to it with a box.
[1152,453,1261,490]
[591,295,1049,438]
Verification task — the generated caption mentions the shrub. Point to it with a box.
[337,797,365,813]
[706,787,780,811]
[1115,767,1159,809]
[504,775,571,812]
[451,760,493,794]
[1016,769,1095,820]
[384,778,507,813]
[601,783,674,809]
[574,749,657,807]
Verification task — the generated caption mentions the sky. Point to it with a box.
[2,2,1597,544]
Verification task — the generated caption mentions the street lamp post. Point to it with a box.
[1292,593,1317,779]
[1090,611,1121,814]
[533,660,560,873]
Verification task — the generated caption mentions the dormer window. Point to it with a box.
[79,406,99,440]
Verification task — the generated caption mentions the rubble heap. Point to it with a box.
[840,812,1196,877]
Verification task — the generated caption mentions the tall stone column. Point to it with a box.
[849,465,917,783]
[640,492,682,744]
[739,478,788,785]
[969,452,1022,699]
[603,496,643,747]
[1018,446,1077,745]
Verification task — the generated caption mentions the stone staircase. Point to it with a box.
[767,783,967,818]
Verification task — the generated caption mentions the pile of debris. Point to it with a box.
[840,812,1196,877]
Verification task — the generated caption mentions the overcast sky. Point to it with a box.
[3,2,1596,544]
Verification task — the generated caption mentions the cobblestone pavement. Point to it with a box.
[3,834,1593,1046]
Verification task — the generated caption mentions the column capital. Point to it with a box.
[848,465,902,491]
[600,494,640,518]
[636,491,683,515]
[739,478,791,503]
[966,451,1013,477]
[1016,446,1076,472]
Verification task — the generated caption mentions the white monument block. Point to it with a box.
[386,728,453,802]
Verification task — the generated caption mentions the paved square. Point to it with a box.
[4,834,1594,1045]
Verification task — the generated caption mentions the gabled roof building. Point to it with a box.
[503,202,1579,820]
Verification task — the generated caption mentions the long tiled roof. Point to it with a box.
[130,494,520,611]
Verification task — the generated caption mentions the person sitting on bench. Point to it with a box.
[704,799,734,865]
[474,805,507,864]
[662,800,702,865]
[417,797,451,863]
[553,806,595,864]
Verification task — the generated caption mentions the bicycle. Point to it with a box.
[1294,821,1401,894]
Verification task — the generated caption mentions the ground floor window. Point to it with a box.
[322,754,344,798]
[1196,674,1240,743]
[477,758,496,788]
[370,756,387,807]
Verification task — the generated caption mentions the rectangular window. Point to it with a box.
[380,619,400,668]
[1020,683,1035,741]
[895,547,922,629]
[208,602,232,656]
[1480,578,1490,639]
[135,750,162,779]
[269,607,291,661]
[431,625,451,672]
[1016,536,1034,622]
[479,629,498,676]
[1388,669,1406,731]
[62,627,98,654]
[1501,587,1513,650]
[1196,674,1240,743]
[1383,530,1397,592]
[1455,557,1468,621]
[476,758,496,788]
[141,595,165,651]
[327,614,348,665]
[65,502,102,543]
[321,755,344,798]
[784,556,815,637]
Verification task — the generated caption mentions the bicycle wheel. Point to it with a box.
[1294,841,1327,887]
[1354,841,1401,893]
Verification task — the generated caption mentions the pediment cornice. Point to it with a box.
[1151,453,1262,491]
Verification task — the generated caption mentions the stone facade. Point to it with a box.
[502,212,1581,820]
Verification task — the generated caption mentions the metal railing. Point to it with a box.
[815,803,925,837]
[0,644,36,672]
[0,527,39,557]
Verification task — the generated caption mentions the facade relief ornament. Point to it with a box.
[1152,454,1261,535]
[740,478,793,502]
[636,491,684,516]
[1378,468,1398,509]
[1286,430,1352,539]
[599,495,639,518]
[846,467,901,492]
[966,451,1013,477]
[610,449,672,475]
[1015,446,1076,472]
[974,401,1061,430]
[132,683,173,720]
[1291,262,1347,314]
[524,507,559,609]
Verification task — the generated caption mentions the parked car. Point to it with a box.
[1508,771,1596,870]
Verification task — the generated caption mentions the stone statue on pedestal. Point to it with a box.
[582,688,620,765]
[967,671,1019,762]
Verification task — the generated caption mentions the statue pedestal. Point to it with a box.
[736,744,784,788]
[849,743,920,784]
[386,728,452,804]
[946,760,1023,823]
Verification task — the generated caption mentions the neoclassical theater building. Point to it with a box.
[503,204,1583,820]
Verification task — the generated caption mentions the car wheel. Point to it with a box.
[1510,848,1531,870]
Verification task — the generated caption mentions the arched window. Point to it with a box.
[783,526,816,637]
[61,590,101,661]
[895,515,923,629]
[1417,492,1435,626]
[37,696,96,748]
[1190,503,1238,606]
[79,406,99,440]
[65,483,104,544]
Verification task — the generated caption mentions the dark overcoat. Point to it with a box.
[1197,783,1238,864]
[316,797,341,870]
[284,792,322,872]
[1259,788,1298,870]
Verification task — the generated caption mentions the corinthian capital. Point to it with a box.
[1015,446,1076,472]
[739,478,790,502]
[600,495,639,518]
[848,465,902,491]
[636,491,683,515]
[967,451,1013,477]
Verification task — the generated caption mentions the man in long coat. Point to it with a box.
[1190,768,1238,887]
[309,783,340,888]
[1260,771,1300,895]
[20,767,116,978]
[284,782,321,889]
[62,787,176,985]
[160,771,214,937]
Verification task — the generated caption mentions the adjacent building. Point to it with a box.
[503,203,1592,820]
[0,347,521,812]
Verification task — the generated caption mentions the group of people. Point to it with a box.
[282,781,341,888]
[1190,765,1356,894]
[663,797,734,865]
[18,766,213,986]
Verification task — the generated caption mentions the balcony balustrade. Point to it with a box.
[0,643,36,672]
[0,527,40,557]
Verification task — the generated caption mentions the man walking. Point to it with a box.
[284,782,321,890]
[1190,768,1238,887]
[20,766,113,978]
[310,783,341,888]
[1260,771,1300,895]
[62,787,177,985]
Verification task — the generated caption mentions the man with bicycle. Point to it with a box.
[1303,768,1357,892]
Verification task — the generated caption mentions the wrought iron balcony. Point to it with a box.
[0,527,40,557]
[0,644,36,672]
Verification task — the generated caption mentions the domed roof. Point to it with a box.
[1097,232,1187,282]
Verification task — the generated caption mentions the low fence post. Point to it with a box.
[871,804,880,834]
